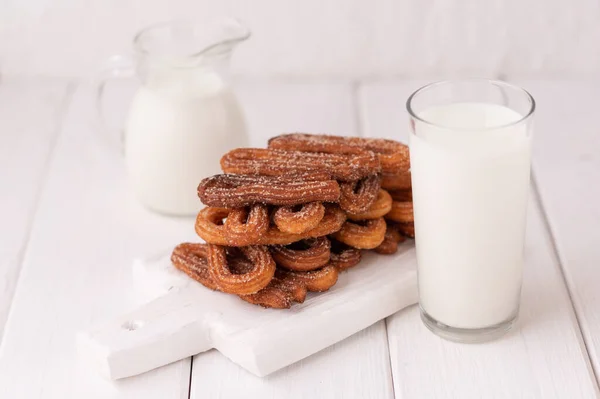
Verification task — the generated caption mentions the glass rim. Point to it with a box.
[132,18,251,58]
[406,78,536,131]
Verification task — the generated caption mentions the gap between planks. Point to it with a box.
[187,357,194,399]
[188,77,368,399]
[0,80,76,347]
[532,173,600,394]
[354,80,399,397]
[185,80,394,396]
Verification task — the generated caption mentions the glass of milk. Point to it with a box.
[94,19,250,215]
[406,79,535,342]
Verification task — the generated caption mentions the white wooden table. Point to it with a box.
[0,78,599,399]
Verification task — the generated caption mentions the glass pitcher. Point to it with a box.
[95,19,250,216]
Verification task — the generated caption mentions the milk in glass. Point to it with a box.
[410,102,532,331]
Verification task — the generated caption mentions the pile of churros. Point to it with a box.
[171,133,414,308]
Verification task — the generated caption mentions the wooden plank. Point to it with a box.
[0,80,395,398]
[515,80,600,386]
[386,199,598,398]
[0,84,193,398]
[190,324,392,399]
[360,81,600,398]
[0,78,71,339]
[189,80,395,399]
[81,243,416,380]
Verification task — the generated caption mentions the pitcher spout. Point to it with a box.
[133,18,250,62]
[197,17,251,57]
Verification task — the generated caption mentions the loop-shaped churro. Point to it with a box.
[221,148,380,182]
[381,171,412,190]
[347,189,392,221]
[198,173,340,208]
[388,188,412,202]
[268,133,409,173]
[277,265,339,292]
[374,224,406,255]
[339,174,381,214]
[270,237,331,272]
[332,217,387,249]
[260,204,347,245]
[207,244,275,295]
[223,204,269,246]
[173,133,414,309]
[171,243,306,309]
[273,202,325,234]
[171,243,219,291]
[329,239,362,271]
[385,201,414,224]
[240,273,308,309]
[241,264,339,308]
[194,207,231,245]
[396,222,415,238]
[195,204,347,246]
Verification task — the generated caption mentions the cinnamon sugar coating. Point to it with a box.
[223,204,269,246]
[270,237,331,272]
[221,148,380,182]
[195,204,347,246]
[381,171,412,190]
[339,175,381,214]
[385,201,414,224]
[328,239,362,271]
[173,133,415,309]
[332,218,387,249]
[198,173,340,207]
[273,202,325,234]
[268,133,409,173]
[207,244,276,295]
[374,224,406,255]
[347,189,393,221]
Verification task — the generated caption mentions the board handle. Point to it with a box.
[77,286,213,379]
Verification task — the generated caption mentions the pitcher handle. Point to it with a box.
[92,55,136,153]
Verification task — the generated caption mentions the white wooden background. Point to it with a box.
[0,78,600,399]
[2,0,600,78]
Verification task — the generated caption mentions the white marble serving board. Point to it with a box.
[77,242,418,380]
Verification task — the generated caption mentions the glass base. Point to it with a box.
[420,308,517,343]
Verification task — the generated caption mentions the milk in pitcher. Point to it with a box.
[125,71,247,215]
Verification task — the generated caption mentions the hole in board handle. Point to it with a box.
[122,320,145,331]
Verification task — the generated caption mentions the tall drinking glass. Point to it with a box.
[406,79,535,342]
